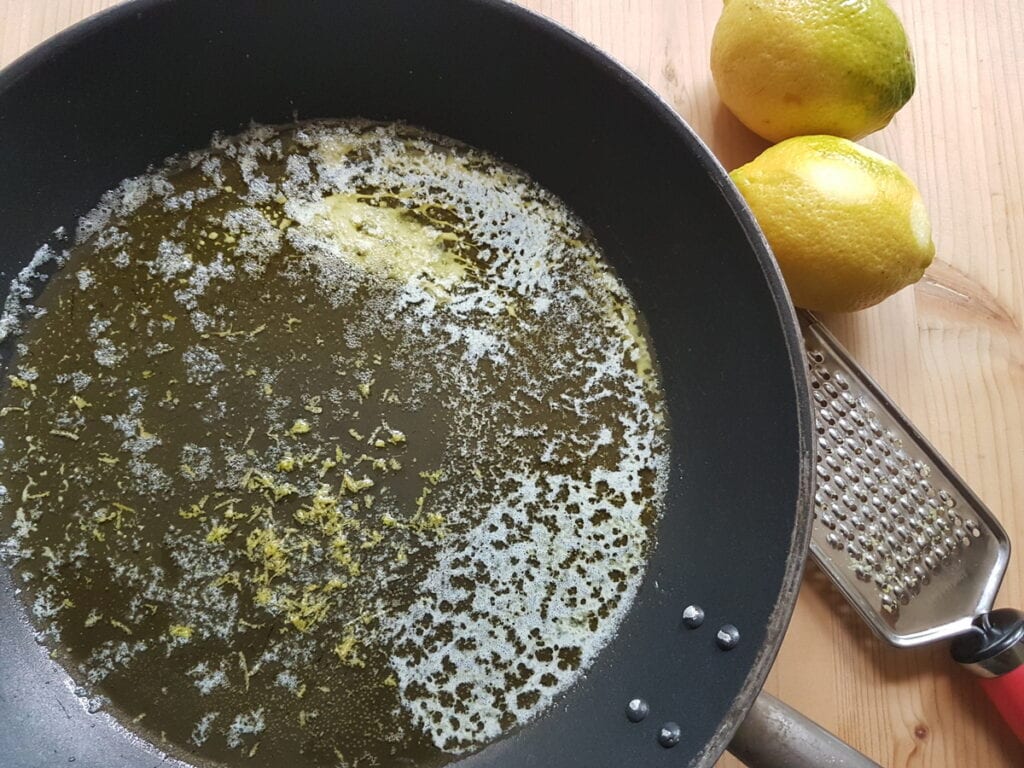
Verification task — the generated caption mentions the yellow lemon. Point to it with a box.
[730,135,934,312]
[711,0,916,142]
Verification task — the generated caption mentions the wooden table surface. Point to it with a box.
[1,1,1022,766]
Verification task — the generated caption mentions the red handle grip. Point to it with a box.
[978,666,1024,742]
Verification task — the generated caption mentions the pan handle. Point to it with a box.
[728,691,882,768]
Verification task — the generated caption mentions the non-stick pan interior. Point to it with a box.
[0,1,812,766]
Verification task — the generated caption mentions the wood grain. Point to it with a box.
[1,1,1022,766]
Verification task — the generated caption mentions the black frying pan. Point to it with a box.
[0,1,815,766]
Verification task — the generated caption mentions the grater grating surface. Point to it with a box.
[801,314,1011,647]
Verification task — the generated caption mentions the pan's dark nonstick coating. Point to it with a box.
[0,1,813,767]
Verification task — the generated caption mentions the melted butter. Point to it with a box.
[0,120,670,768]
[584,255,654,380]
[310,193,469,297]
[316,137,357,165]
[617,299,655,380]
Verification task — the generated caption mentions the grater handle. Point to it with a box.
[952,608,1024,742]
[729,691,882,768]
[978,670,1024,742]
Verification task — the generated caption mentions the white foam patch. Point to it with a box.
[225,708,265,748]
[188,661,229,695]
[0,244,65,342]
[191,711,219,747]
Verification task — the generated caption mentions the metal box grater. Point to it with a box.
[801,313,1011,647]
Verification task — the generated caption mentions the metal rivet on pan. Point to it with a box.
[716,624,740,650]
[657,722,681,748]
[626,698,649,723]
[682,604,705,629]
